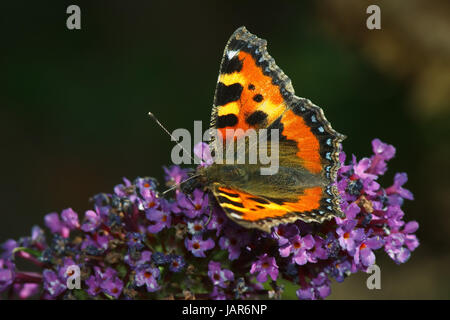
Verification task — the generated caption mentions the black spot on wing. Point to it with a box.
[215,82,243,106]
[221,56,243,74]
[217,114,238,128]
[224,28,296,104]
[246,110,268,127]
[267,117,287,142]
[252,94,263,102]
[248,84,255,90]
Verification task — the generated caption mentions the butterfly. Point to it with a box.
[189,27,345,233]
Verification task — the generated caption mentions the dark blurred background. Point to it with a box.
[1,0,449,298]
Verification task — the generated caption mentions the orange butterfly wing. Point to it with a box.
[209,27,293,147]
[207,27,345,232]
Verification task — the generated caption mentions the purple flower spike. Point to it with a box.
[86,274,102,296]
[336,202,360,225]
[164,165,189,186]
[135,177,157,190]
[81,209,101,232]
[114,177,133,197]
[404,221,419,235]
[44,212,70,238]
[385,221,419,264]
[1,239,18,259]
[369,139,396,175]
[385,205,405,229]
[327,259,352,282]
[308,236,328,263]
[311,272,332,299]
[219,227,250,261]
[194,142,214,167]
[272,224,299,246]
[296,286,315,300]
[208,261,234,288]
[137,179,157,201]
[43,269,66,298]
[0,138,419,300]
[279,235,315,266]
[372,139,396,160]
[101,276,124,299]
[336,221,364,253]
[94,266,117,281]
[125,250,152,269]
[211,286,227,300]
[0,259,15,292]
[187,219,207,235]
[168,255,185,273]
[58,257,77,281]
[177,189,209,219]
[14,283,39,299]
[353,236,384,267]
[353,156,377,181]
[250,254,278,283]
[127,232,145,250]
[30,226,45,245]
[135,266,160,292]
[185,235,215,258]
[207,207,227,236]
[296,272,331,300]
[61,208,80,230]
[386,173,414,201]
[138,188,160,211]
[146,209,171,234]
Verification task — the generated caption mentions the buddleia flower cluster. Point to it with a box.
[0,139,418,299]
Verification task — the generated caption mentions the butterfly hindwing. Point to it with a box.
[270,96,345,185]
[213,184,329,233]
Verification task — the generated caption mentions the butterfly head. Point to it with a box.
[179,172,207,195]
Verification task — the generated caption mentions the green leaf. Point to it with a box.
[72,289,89,300]
[116,264,128,278]
[12,247,42,258]
[103,293,114,300]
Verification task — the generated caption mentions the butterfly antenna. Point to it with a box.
[160,173,200,196]
[147,112,195,163]
[147,112,202,208]
[161,174,202,216]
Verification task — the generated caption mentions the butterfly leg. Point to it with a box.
[203,195,216,228]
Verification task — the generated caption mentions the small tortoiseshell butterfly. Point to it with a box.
[192,27,345,233]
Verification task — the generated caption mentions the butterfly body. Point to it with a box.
[195,27,345,233]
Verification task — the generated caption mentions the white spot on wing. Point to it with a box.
[227,50,239,59]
